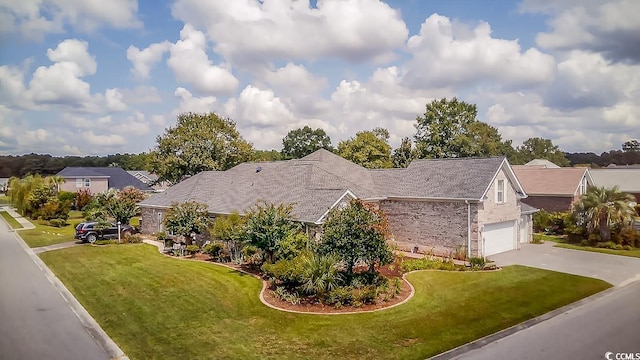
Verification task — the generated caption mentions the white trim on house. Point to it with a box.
[314,189,358,224]
[481,158,527,202]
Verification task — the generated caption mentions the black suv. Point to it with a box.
[74,222,134,243]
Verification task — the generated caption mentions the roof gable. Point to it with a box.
[513,166,590,196]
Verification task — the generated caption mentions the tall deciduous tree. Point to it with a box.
[337,127,393,169]
[514,137,570,166]
[319,199,393,274]
[414,97,477,158]
[392,137,416,168]
[281,126,333,159]
[573,186,635,242]
[453,122,515,158]
[150,112,253,184]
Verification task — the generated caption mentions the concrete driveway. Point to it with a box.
[488,242,640,286]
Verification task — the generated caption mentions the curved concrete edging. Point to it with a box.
[142,239,417,315]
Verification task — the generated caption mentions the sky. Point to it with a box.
[0,0,639,157]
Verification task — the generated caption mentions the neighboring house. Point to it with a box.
[0,178,8,193]
[139,149,532,258]
[57,167,154,194]
[127,170,171,192]
[590,168,640,202]
[524,159,560,168]
[513,164,593,212]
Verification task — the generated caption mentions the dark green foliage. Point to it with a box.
[261,255,308,288]
[572,186,635,243]
[512,137,570,166]
[149,112,253,184]
[319,199,393,274]
[281,126,333,159]
[337,128,393,168]
[203,242,225,260]
[163,200,210,239]
[49,218,67,228]
[300,254,344,297]
[210,212,246,262]
[241,202,302,263]
[58,191,76,203]
[392,137,415,168]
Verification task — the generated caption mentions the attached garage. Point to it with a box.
[482,221,516,256]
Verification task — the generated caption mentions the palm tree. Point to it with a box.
[45,175,65,195]
[573,186,635,242]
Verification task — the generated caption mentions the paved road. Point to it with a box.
[450,280,640,360]
[489,242,640,286]
[0,221,113,360]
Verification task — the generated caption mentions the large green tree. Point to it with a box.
[572,186,636,242]
[513,137,570,166]
[453,122,515,158]
[281,126,333,159]
[337,128,393,169]
[414,97,477,158]
[622,140,640,152]
[150,112,253,184]
[319,199,393,274]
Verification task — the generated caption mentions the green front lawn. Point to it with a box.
[0,194,9,204]
[20,211,84,248]
[537,233,640,258]
[0,211,23,229]
[40,245,610,360]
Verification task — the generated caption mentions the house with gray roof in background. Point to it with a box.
[591,168,640,202]
[57,167,154,194]
[139,149,532,258]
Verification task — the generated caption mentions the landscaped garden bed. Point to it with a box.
[39,244,611,360]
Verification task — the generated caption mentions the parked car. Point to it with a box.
[74,221,134,243]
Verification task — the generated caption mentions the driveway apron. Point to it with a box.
[489,241,640,286]
[0,220,113,360]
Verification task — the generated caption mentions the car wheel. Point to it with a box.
[87,234,97,244]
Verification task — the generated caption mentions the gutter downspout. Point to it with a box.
[465,200,471,259]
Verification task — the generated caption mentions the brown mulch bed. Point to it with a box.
[177,253,414,314]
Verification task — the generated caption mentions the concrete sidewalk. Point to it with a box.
[0,205,36,229]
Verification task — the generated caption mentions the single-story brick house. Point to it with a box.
[57,167,153,194]
[139,149,532,258]
[513,163,593,212]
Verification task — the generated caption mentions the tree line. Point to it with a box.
[1,98,638,179]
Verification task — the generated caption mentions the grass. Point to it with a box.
[19,210,84,248]
[0,211,23,229]
[40,244,611,360]
[0,194,9,205]
[535,233,640,258]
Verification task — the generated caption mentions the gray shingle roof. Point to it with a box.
[372,156,509,200]
[139,149,515,223]
[57,167,153,191]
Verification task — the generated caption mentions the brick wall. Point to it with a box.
[380,199,479,257]
[140,206,168,234]
[522,196,573,212]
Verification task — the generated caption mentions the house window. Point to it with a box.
[496,179,505,203]
[84,178,91,187]
[579,176,587,195]
[75,178,82,188]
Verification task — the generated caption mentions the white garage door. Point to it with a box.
[483,221,516,256]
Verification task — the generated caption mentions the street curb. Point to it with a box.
[9,228,129,360]
[428,284,623,360]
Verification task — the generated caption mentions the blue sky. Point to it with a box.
[1,0,638,156]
